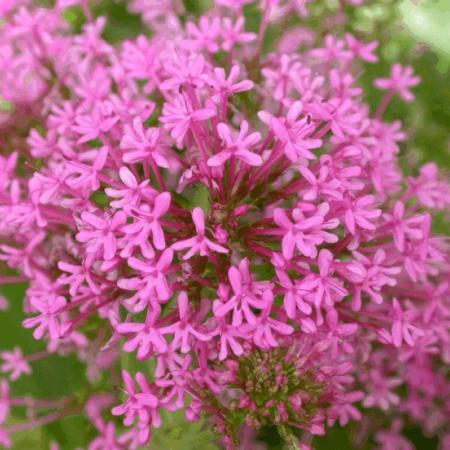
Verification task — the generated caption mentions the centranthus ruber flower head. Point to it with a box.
[0,0,449,449]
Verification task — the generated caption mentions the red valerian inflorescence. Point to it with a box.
[0,0,449,449]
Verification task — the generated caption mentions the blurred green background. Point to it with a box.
[1,0,449,448]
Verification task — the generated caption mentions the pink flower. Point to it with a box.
[298,163,342,201]
[331,390,364,426]
[276,269,312,318]
[310,35,352,63]
[105,167,157,210]
[339,249,401,310]
[65,146,109,192]
[116,305,168,359]
[408,162,450,210]
[0,1,449,446]
[121,35,161,93]
[161,292,211,352]
[72,104,119,143]
[375,419,414,450]
[213,259,269,324]
[345,33,378,63]
[307,98,361,138]
[112,370,161,429]
[244,290,294,349]
[172,207,228,259]
[329,69,363,98]
[207,121,262,167]
[27,129,58,159]
[121,191,171,252]
[57,260,101,296]
[22,294,67,340]
[221,16,256,51]
[363,370,402,411]
[375,64,420,102]
[382,201,425,251]
[213,316,249,360]
[259,101,322,162]
[88,422,124,450]
[390,299,424,348]
[185,16,221,53]
[76,210,127,262]
[0,232,46,278]
[202,65,254,105]
[118,248,173,311]
[0,296,9,311]
[325,309,358,358]
[1,347,32,380]
[160,97,216,147]
[262,54,310,101]
[160,53,206,91]
[302,249,349,314]
[274,203,339,259]
[343,194,381,234]
[120,118,170,168]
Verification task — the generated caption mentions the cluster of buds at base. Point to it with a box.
[223,339,355,447]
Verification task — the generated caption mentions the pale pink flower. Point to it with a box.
[121,118,170,168]
[390,299,424,348]
[207,121,262,167]
[213,260,269,324]
[118,248,174,310]
[160,53,206,91]
[116,306,168,359]
[274,203,339,260]
[345,33,378,63]
[244,290,294,349]
[105,167,157,209]
[382,201,426,251]
[1,347,31,380]
[22,294,67,341]
[185,16,221,53]
[112,370,161,429]
[76,210,127,262]
[259,101,322,162]
[375,64,420,102]
[221,16,256,51]
[121,192,171,251]
[343,194,381,234]
[65,146,109,192]
[172,208,228,259]
[202,65,254,105]
[72,105,119,144]
[161,292,211,352]
[0,296,9,311]
[160,97,216,147]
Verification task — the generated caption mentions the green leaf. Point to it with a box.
[90,190,110,208]
[183,0,212,16]
[149,410,219,450]
[0,283,90,448]
[190,183,211,214]
[400,0,450,60]
[0,99,14,112]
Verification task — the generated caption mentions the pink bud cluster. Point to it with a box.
[0,0,449,449]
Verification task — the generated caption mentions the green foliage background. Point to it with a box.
[0,0,448,448]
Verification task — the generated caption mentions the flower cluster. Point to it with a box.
[0,0,449,449]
